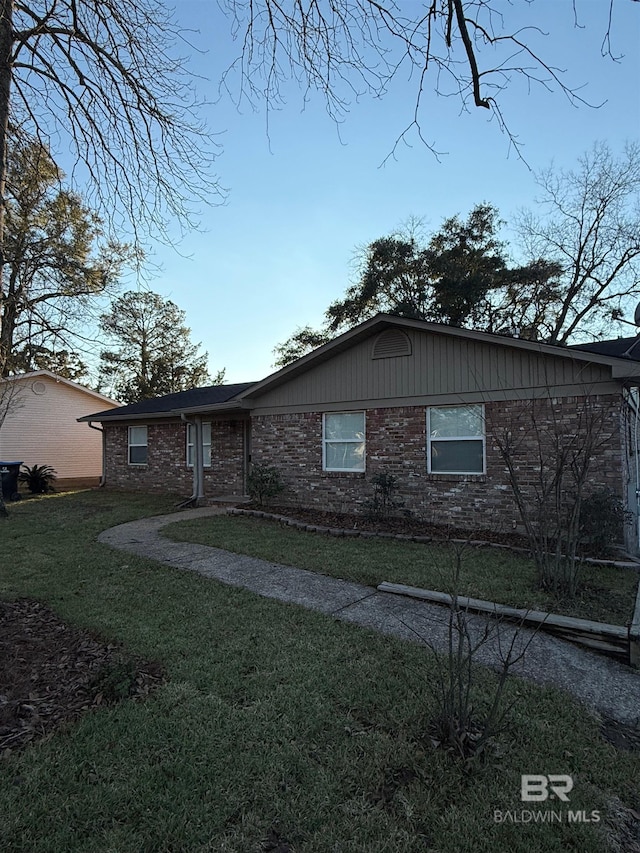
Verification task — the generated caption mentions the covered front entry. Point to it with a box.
[187,414,251,504]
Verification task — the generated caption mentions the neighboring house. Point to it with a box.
[79,315,640,550]
[0,370,120,483]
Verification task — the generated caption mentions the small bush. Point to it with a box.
[247,463,285,506]
[579,488,631,556]
[19,463,57,494]
[363,470,404,521]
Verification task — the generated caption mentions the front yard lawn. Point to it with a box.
[165,514,639,625]
[1,491,639,853]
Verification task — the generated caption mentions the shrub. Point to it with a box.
[579,488,631,556]
[19,464,57,494]
[363,470,404,521]
[416,544,531,765]
[247,463,285,506]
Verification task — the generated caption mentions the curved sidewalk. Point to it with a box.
[98,507,640,726]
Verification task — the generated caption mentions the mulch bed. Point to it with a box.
[0,599,164,757]
[244,505,635,561]
[245,504,534,549]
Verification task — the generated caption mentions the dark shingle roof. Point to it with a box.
[79,382,256,421]
[570,337,640,362]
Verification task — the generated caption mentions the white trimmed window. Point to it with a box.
[186,422,212,467]
[323,412,365,472]
[128,426,148,465]
[427,405,485,474]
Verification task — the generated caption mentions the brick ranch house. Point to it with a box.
[79,314,640,552]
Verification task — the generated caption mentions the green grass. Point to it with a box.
[1,490,639,852]
[165,514,639,624]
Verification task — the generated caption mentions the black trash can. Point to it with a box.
[0,461,22,501]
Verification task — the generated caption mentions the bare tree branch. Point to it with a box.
[220,0,621,161]
[0,0,224,375]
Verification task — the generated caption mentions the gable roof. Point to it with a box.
[78,316,640,424]
[78,382,256,422]
[237,314,640,403]
[5,370,120,407]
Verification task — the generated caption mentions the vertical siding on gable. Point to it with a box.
[250,330,613,411]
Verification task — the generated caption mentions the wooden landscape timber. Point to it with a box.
[377,581,634,665]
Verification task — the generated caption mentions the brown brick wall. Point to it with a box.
[104,419,246,497]
[251,395,626,535]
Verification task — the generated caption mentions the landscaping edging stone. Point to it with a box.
[227,507,640,569]
[226,507,523,550]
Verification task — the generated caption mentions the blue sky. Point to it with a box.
[136,1,640,384]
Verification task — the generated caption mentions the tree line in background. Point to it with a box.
[275,142,640,366]
[1,138,638,399]
[97,292,223,404]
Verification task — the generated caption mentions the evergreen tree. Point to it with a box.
[0,139,130,377]
[99,291,223,403]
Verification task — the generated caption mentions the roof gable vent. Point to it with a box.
[372,329,412,359]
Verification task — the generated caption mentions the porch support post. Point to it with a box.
[194,415,205,503]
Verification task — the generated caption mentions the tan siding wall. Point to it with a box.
[0,376,115,478]
[251,330,613,412]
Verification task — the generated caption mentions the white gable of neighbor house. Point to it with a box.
[0,373,119,479]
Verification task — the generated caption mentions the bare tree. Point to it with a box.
[220,0,627,159]
[0,0,223,373]
[0,375,22,516]
[513,142,640,343]
[400,541,536,764]
[491,394,615,598]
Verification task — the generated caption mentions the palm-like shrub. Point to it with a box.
[19,464,57,494]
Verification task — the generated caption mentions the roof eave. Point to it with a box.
[612,364,640,381]
[78,400,252,424]
[5,369,121,406]
[77,411,180,424]
[176,401,250,416]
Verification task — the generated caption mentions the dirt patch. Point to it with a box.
[0,598,164,756]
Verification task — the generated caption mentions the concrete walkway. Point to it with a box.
[98,506,640,726]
